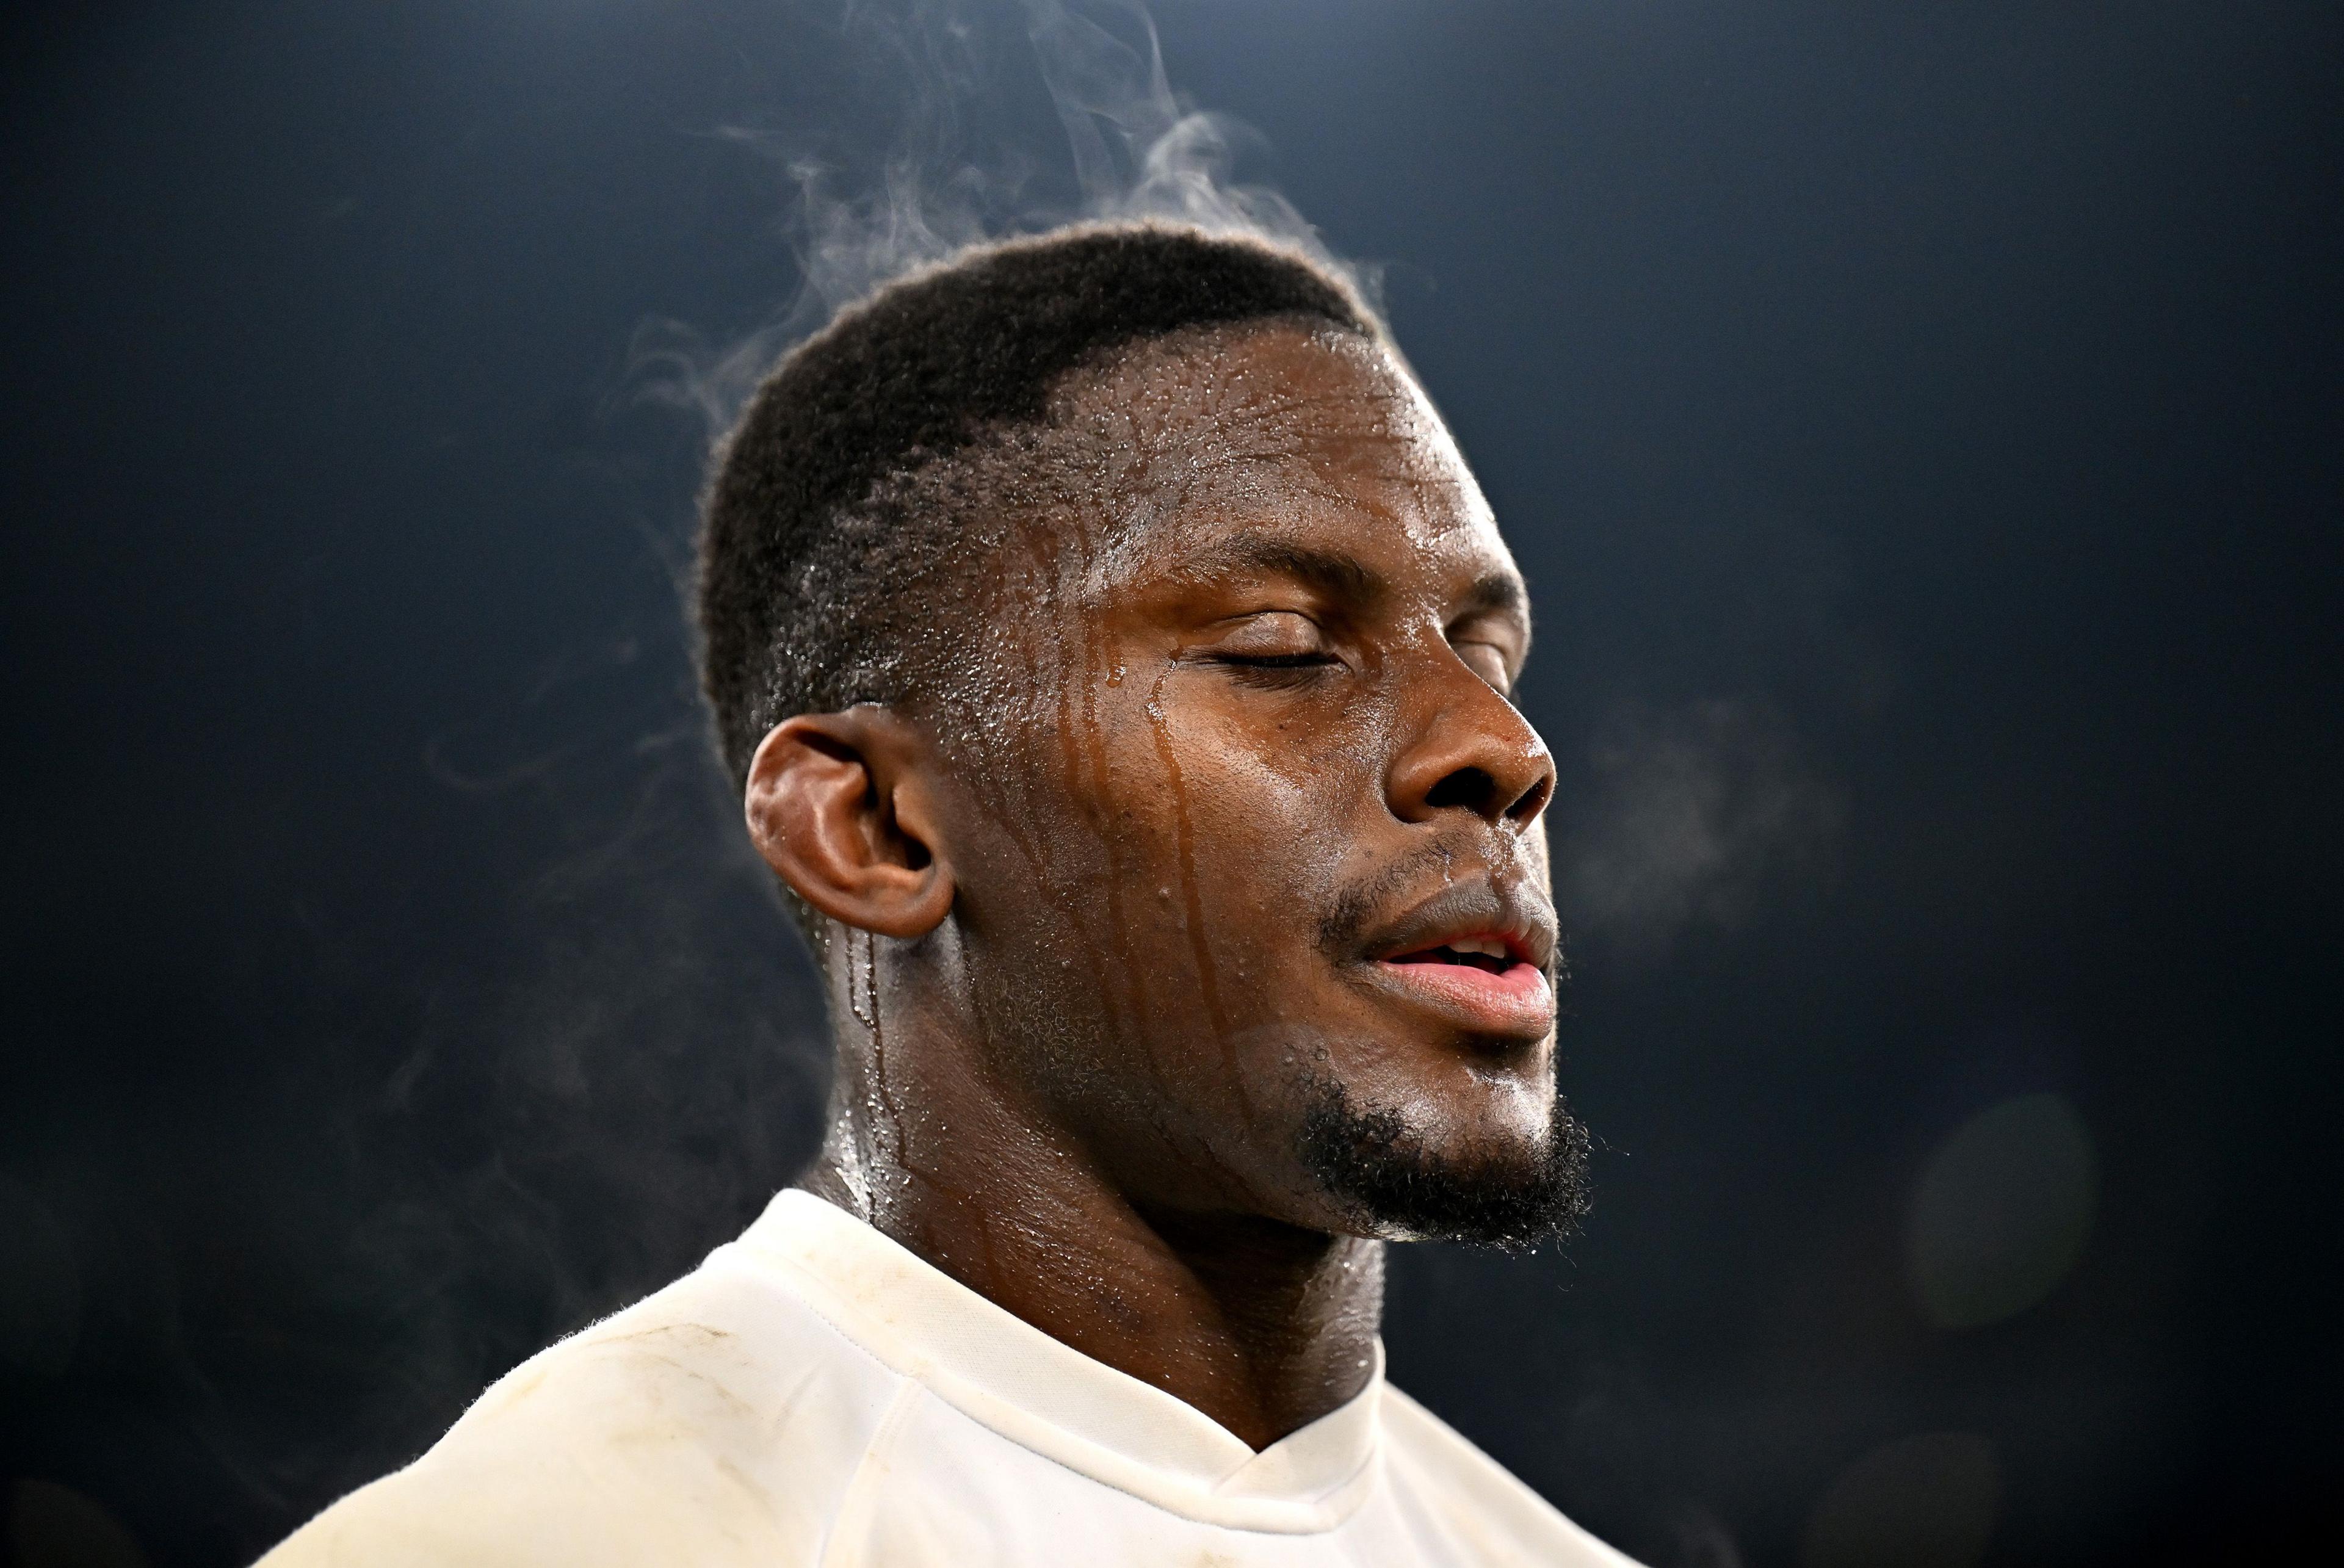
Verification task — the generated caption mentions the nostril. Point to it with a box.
[1505,776,1551,823]
[1425,767,1497,814]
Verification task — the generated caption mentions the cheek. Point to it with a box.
[1187,750,1359,883]
[1169,695,1395,941]
[952,666,1394,1000]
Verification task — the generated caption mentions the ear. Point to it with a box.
[743,708,956,940]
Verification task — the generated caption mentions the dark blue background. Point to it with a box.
[4,4,2337,1564]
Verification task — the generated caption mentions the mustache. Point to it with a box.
[1315,838,1560,970]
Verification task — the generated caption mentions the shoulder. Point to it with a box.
[1377,1384,1646,1568]
[257,1242,905,1568]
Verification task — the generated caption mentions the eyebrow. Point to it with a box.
[1191,533,1532,645]
[1193,533,1390,609]
[1454,571,1528,626]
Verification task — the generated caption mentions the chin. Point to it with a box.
[1292,1070,1591,1253]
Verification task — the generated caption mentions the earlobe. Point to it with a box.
[743,710,956,939]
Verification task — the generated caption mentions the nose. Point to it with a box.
[1385,665,1555,830]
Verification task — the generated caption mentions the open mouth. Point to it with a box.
[1371,930,1554,1035]
[1386,936,1521,975]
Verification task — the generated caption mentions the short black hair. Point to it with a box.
[695,222,1376,793]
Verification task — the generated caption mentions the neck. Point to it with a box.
[795,944,1384,1451]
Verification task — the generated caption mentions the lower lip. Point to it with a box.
[1370,958,1554,1036]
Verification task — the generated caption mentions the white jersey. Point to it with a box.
[261,1190,1638,1567]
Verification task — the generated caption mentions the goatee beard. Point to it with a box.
[1295,1074,1591,1252]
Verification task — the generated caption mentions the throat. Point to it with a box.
[1131,1208,1389,1450]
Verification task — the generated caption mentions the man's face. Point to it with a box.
[930,320,1585,1246]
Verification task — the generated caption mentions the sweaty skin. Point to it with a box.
[745,322,1561,1451]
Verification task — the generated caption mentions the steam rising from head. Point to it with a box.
[635,0,1382,442]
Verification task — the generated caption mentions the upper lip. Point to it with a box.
[1364,880,1558,973]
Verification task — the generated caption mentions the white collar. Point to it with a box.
[732,1189,1385,1533]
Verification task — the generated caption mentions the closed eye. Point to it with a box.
[1187,608,1345,690]
[1452,639,1515,696]
[1205,649,1343,690]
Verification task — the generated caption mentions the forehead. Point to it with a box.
[1043,322,1516,592]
